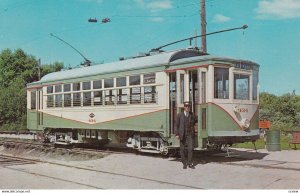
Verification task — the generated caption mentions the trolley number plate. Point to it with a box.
[238,108,248,113]
[89,119,96,123]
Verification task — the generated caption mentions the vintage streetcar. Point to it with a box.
[27,48,259,154]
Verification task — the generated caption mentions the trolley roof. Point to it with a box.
[28,49,258,86]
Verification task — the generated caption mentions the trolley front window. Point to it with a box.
[234,74,249,100]
[214,67,229,99]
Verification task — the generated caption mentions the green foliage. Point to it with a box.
[259,91,300,131]
[0,48,63,131]
[232,134,295,150]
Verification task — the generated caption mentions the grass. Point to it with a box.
[232,134,300,150]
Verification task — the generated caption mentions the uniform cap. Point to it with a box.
[183,101,191,106]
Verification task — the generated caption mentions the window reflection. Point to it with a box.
[234,74,249,100]
[214,68,229,99]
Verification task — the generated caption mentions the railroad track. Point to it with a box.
[1,138,300,172]
[0,139,119,157]
[0,154,202,189]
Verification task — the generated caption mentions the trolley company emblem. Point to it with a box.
[89,113,95,118]
[89,113,96,123]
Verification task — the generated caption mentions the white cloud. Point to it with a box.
[147,0,172,10]
[134,0,173,12]
[149,17,164,22]
[255,0,300,19]
[212,14,231,23]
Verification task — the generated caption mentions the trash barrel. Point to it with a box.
[266,130,281,151]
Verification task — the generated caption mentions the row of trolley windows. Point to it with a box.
[214,67,258,100]
[46,74,155,94]
[46,86,157,108]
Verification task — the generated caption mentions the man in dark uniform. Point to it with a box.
[175,101,197,169]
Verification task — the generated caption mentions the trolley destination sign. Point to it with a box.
[233,63,253,70]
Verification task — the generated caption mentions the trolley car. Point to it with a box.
[27,48,259,154]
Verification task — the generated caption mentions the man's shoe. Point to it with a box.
[188,164,195,169]
[183,164,187,169]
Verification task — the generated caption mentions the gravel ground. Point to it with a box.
[0,146,300,189]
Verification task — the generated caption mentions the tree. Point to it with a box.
[259,91,300,131]
[0,48,63,130]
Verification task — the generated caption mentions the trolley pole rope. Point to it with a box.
[150,25,248,52]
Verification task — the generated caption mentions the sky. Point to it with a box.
[0,0,300,95]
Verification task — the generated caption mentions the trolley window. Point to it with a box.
[253,70,259,100]
[117,89,127,104]
[104,79,114,88]
[144,86,156,103]
[30,91,36,109]
[129,75,140,86]
[93,80,102,89]
[130,87,141,104]
[83,92,92,106]
[214,67,229,99]
[64,84,71,92]
[105,90,115,105]
[47,86,53,94]
[94,91,103,105]
[47,95,54,108]
[73,93,81,106]
[116,77,126,87]
[73,82,81,91]
[83,81,91,90]
[234,74,249,100]
[55,94,63,107]
[55,85,62,93]
[64,94,71,107]
[144,73,155,84]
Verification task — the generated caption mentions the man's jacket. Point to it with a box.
[175,112,197,140]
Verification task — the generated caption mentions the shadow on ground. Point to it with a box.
[167,148,269,167]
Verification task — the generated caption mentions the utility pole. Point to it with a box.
[38,58,41,81]
[201,0,207,53]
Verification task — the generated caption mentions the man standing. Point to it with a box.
[175,101,197,169]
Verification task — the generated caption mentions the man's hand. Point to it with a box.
[176,135,179,139]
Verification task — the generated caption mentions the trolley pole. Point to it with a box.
[201,0,207,53]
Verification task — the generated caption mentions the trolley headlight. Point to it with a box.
[233,105,239,113]
[241,118,250,129]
